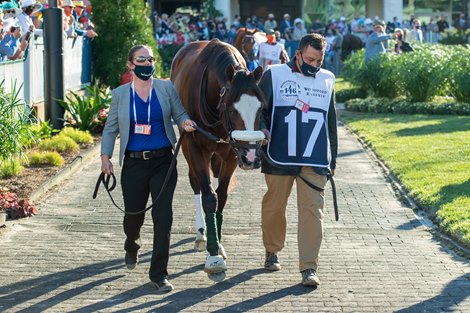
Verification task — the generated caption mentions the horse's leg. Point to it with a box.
[211,154,222,189]
[214,152,238,260]
[183,138,206,251]
[185,141,226,275]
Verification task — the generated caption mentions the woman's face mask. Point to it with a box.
[133,64,155,81]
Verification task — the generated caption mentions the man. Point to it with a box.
[72,0,97,38]
[258,28,288,71]
[258,33,338,287]
[279,13,292,37]
[406,19,423,45]
[364,20,395,62]
[17,0,42,36]
[264,13,277,31]
[436,14,449,33]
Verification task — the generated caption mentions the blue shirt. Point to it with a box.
[126,88,171,151]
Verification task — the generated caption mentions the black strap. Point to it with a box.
[93,132,186,215]
[298,173,339,221]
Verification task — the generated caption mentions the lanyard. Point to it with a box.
[131,80,153,125]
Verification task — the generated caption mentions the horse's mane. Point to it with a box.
[199,39,244,82]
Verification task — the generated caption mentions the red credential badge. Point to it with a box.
[135,124,151,135]
[294,99,310,113]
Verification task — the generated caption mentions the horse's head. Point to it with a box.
[235,28,257,64]
[218,64,265,170]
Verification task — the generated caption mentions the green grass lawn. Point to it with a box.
[340,112,470,248]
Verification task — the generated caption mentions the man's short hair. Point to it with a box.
[298,33,326,53]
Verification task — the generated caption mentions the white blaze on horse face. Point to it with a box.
[234,94,262,163]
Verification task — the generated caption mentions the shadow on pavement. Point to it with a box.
[0,237,196,312]
[65,268,268,313]
[395,273,470,313]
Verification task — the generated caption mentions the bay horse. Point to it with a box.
[232,27,258,64]
[170,39,264,280]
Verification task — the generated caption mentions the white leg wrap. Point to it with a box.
[213,178,219,190]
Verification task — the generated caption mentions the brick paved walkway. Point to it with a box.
[0,125,468,312]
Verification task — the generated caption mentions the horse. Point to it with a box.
[341,33,364,60]
[232,27,258,64]
[170,39,265,280]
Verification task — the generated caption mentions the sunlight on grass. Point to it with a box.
[340,112,470,247]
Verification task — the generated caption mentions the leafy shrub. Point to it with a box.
[38,135,80,153]
[442,45,470,103]
[341,50,366,89]
[0,81,35,176]
[158,44,184,76]
[0,159,23,178]
[92,0,161,87]
[28,151,64,167]
[439,29,470,45]
[345,97,470,115]
[58,84,111,132]
[60,127,93,144]
[395,46,451,102]
[335,88,368,103]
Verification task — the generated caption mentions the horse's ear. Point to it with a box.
[252,66,263,83]
[226,64,236,82]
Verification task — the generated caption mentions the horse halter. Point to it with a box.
[217,84,265,164]
[241,35,256,63]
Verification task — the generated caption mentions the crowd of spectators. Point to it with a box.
[0,0,97,63]
[154,10,469,75]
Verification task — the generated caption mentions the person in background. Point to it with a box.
[292,18,307,40]
[264,13,277,31]
[258,28,288,71]
[61,0,76,38]
[364,20,395,62]
[100,44,196,293]
[393,28,413,54]
[436,14,450,33]
[72,0,97,38]
[280,13,292,37]
[17,0,42,36]
[0,17,27,61]
[258,33,337,287]
[406,18,423,45]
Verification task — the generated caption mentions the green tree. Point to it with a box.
[92,0,161,88]
[201,0,223,20]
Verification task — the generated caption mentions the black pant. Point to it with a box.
[121,152,177,282]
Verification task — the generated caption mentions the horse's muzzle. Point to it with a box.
[230,130,264,170]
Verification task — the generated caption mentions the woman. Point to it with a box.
[100,44,196,293]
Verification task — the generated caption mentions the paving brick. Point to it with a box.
[0,125,469,312]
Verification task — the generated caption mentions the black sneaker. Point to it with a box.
[125,251,138,270]
[301,268,320,286]
[152,278,174,293]
[264,251,281,271]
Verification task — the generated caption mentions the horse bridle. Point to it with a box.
[216,84,265,164]
[241,34,256,63]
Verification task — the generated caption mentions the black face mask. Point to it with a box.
[133,64,155,81]
[299,53,320,77]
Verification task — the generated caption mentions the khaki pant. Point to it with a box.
[262,167,327,272]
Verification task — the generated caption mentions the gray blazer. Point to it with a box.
[101,78,189,166]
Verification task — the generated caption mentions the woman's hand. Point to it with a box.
[101,154,114,175]
[183,119,197,132]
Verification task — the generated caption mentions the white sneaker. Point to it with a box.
[204,255,226,273]
[218,243,227,260]
[194,232,207,251]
